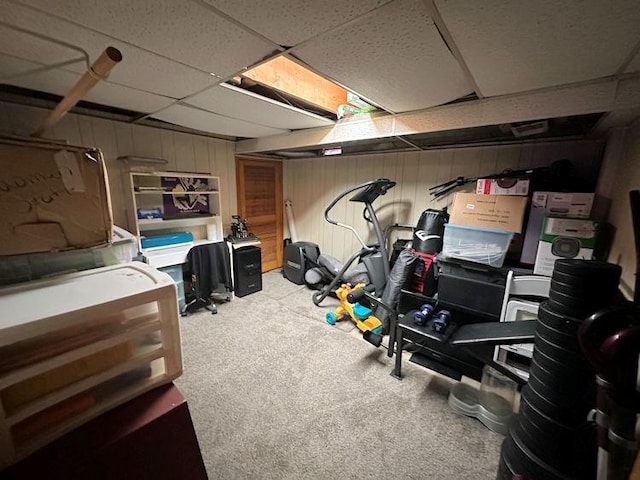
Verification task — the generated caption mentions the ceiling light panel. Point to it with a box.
[203,0,390,47]
[436,0,640,96]
[3,1,217,99]
[185,84,334,130]
[294,0,473,113]
[152,104,289,138]
[16,0,277,78]
[0,26,84,67]
[5,68,175,113]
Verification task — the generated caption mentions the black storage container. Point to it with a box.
[435,255,511,320]
[233,246,262,297]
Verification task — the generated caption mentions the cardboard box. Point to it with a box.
[533,217,597,276]
[449,193,528,233]
[476,178,530,196]
[520,191,595,265]
[0,138,112,256]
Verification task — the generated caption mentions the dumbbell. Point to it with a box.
[413,304,435,326]
[432,310,451,334]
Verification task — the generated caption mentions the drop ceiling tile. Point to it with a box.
[436,0,640,96]
[185,84,334,130]
[5,68,175,113]
[294,0,473,113]
[17,0,278,78]
[0,26,84,66]
[0,54,48,79]
[152,104,288,138]
[625,52,640,74]
[3,1,217,98]
[203,0,390,47]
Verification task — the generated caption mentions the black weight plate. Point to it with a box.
[538,301,583,326]
[550,278,609,298]
[553,259,622,278]
[527,368,591,409]
[512,416,573,471]
[537,306,582,336]
[529,357,595,398]
[533,332,589,366]
[519,396,576,439]
[549,289,617,316]
[535,319,580,352]
[503,428,573,480]
[520,384,591,427]
[546,297,599,319]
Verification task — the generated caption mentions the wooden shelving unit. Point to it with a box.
[0,263,182,468]
[128,171,223,244]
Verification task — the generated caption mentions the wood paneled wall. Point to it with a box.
[599,121,640,298]
[0,101,237,235]
[283,140,604,264]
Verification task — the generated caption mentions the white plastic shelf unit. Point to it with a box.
[129,171,223,245]
[0,262,182,469]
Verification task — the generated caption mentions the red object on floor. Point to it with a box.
[4,383,208,480]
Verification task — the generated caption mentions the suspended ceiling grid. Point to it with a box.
[0,0,639,153]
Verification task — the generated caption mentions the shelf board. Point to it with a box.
[134,191,219,195]
[138,216,218,231]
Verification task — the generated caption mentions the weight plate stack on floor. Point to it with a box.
[497,259,621,480]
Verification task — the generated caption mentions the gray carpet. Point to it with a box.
[175,271,502,479]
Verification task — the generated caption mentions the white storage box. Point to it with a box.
[533,217,597,276]
[0,262,181,468]
[442,224,514,268]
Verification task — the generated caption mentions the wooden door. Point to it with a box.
[236,157,283,272]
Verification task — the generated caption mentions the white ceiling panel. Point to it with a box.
[294,0,473,113]
[436,0,640,96]
[0,54,57,79]
[2,1,217,99]
[17,0,278,78]
[625,52,640,74]
[6,68,175,113]
[185,84,334,130]
[0,26,84,67]
[203,0,390,47]
[152,104,289,138]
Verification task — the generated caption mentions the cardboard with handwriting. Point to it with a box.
[0,138,112,255]
[449,193,528,233]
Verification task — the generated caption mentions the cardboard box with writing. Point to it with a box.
[0,138,112,256]
[449,193,528,233]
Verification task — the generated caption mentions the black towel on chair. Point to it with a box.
[185,242,233,300]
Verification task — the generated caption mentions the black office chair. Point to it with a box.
[182,242,233,315]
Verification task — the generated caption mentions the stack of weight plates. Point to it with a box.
[497,259,621,480]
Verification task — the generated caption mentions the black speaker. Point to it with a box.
[233,246,262,297]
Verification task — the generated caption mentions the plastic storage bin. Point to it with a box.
[0,226,137,287]
[442,224,514,268]
[159,265,186,312]
[0,262,182,468]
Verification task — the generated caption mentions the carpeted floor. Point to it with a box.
[175,270,503,479]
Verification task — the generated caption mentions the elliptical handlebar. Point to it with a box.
[323,178,396,250]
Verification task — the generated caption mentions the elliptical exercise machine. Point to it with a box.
[309,178,395,306]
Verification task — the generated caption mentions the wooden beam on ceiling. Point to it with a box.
[241,56,348,115]
[236,73,640,154]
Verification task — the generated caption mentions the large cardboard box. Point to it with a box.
[0,138,112,256]
[520,191,595,265]
[533,217,597,276]
[449,193,528,233]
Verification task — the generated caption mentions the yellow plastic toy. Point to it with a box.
[325,283,383,334]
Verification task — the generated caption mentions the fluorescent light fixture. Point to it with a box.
[322,147,342,156]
